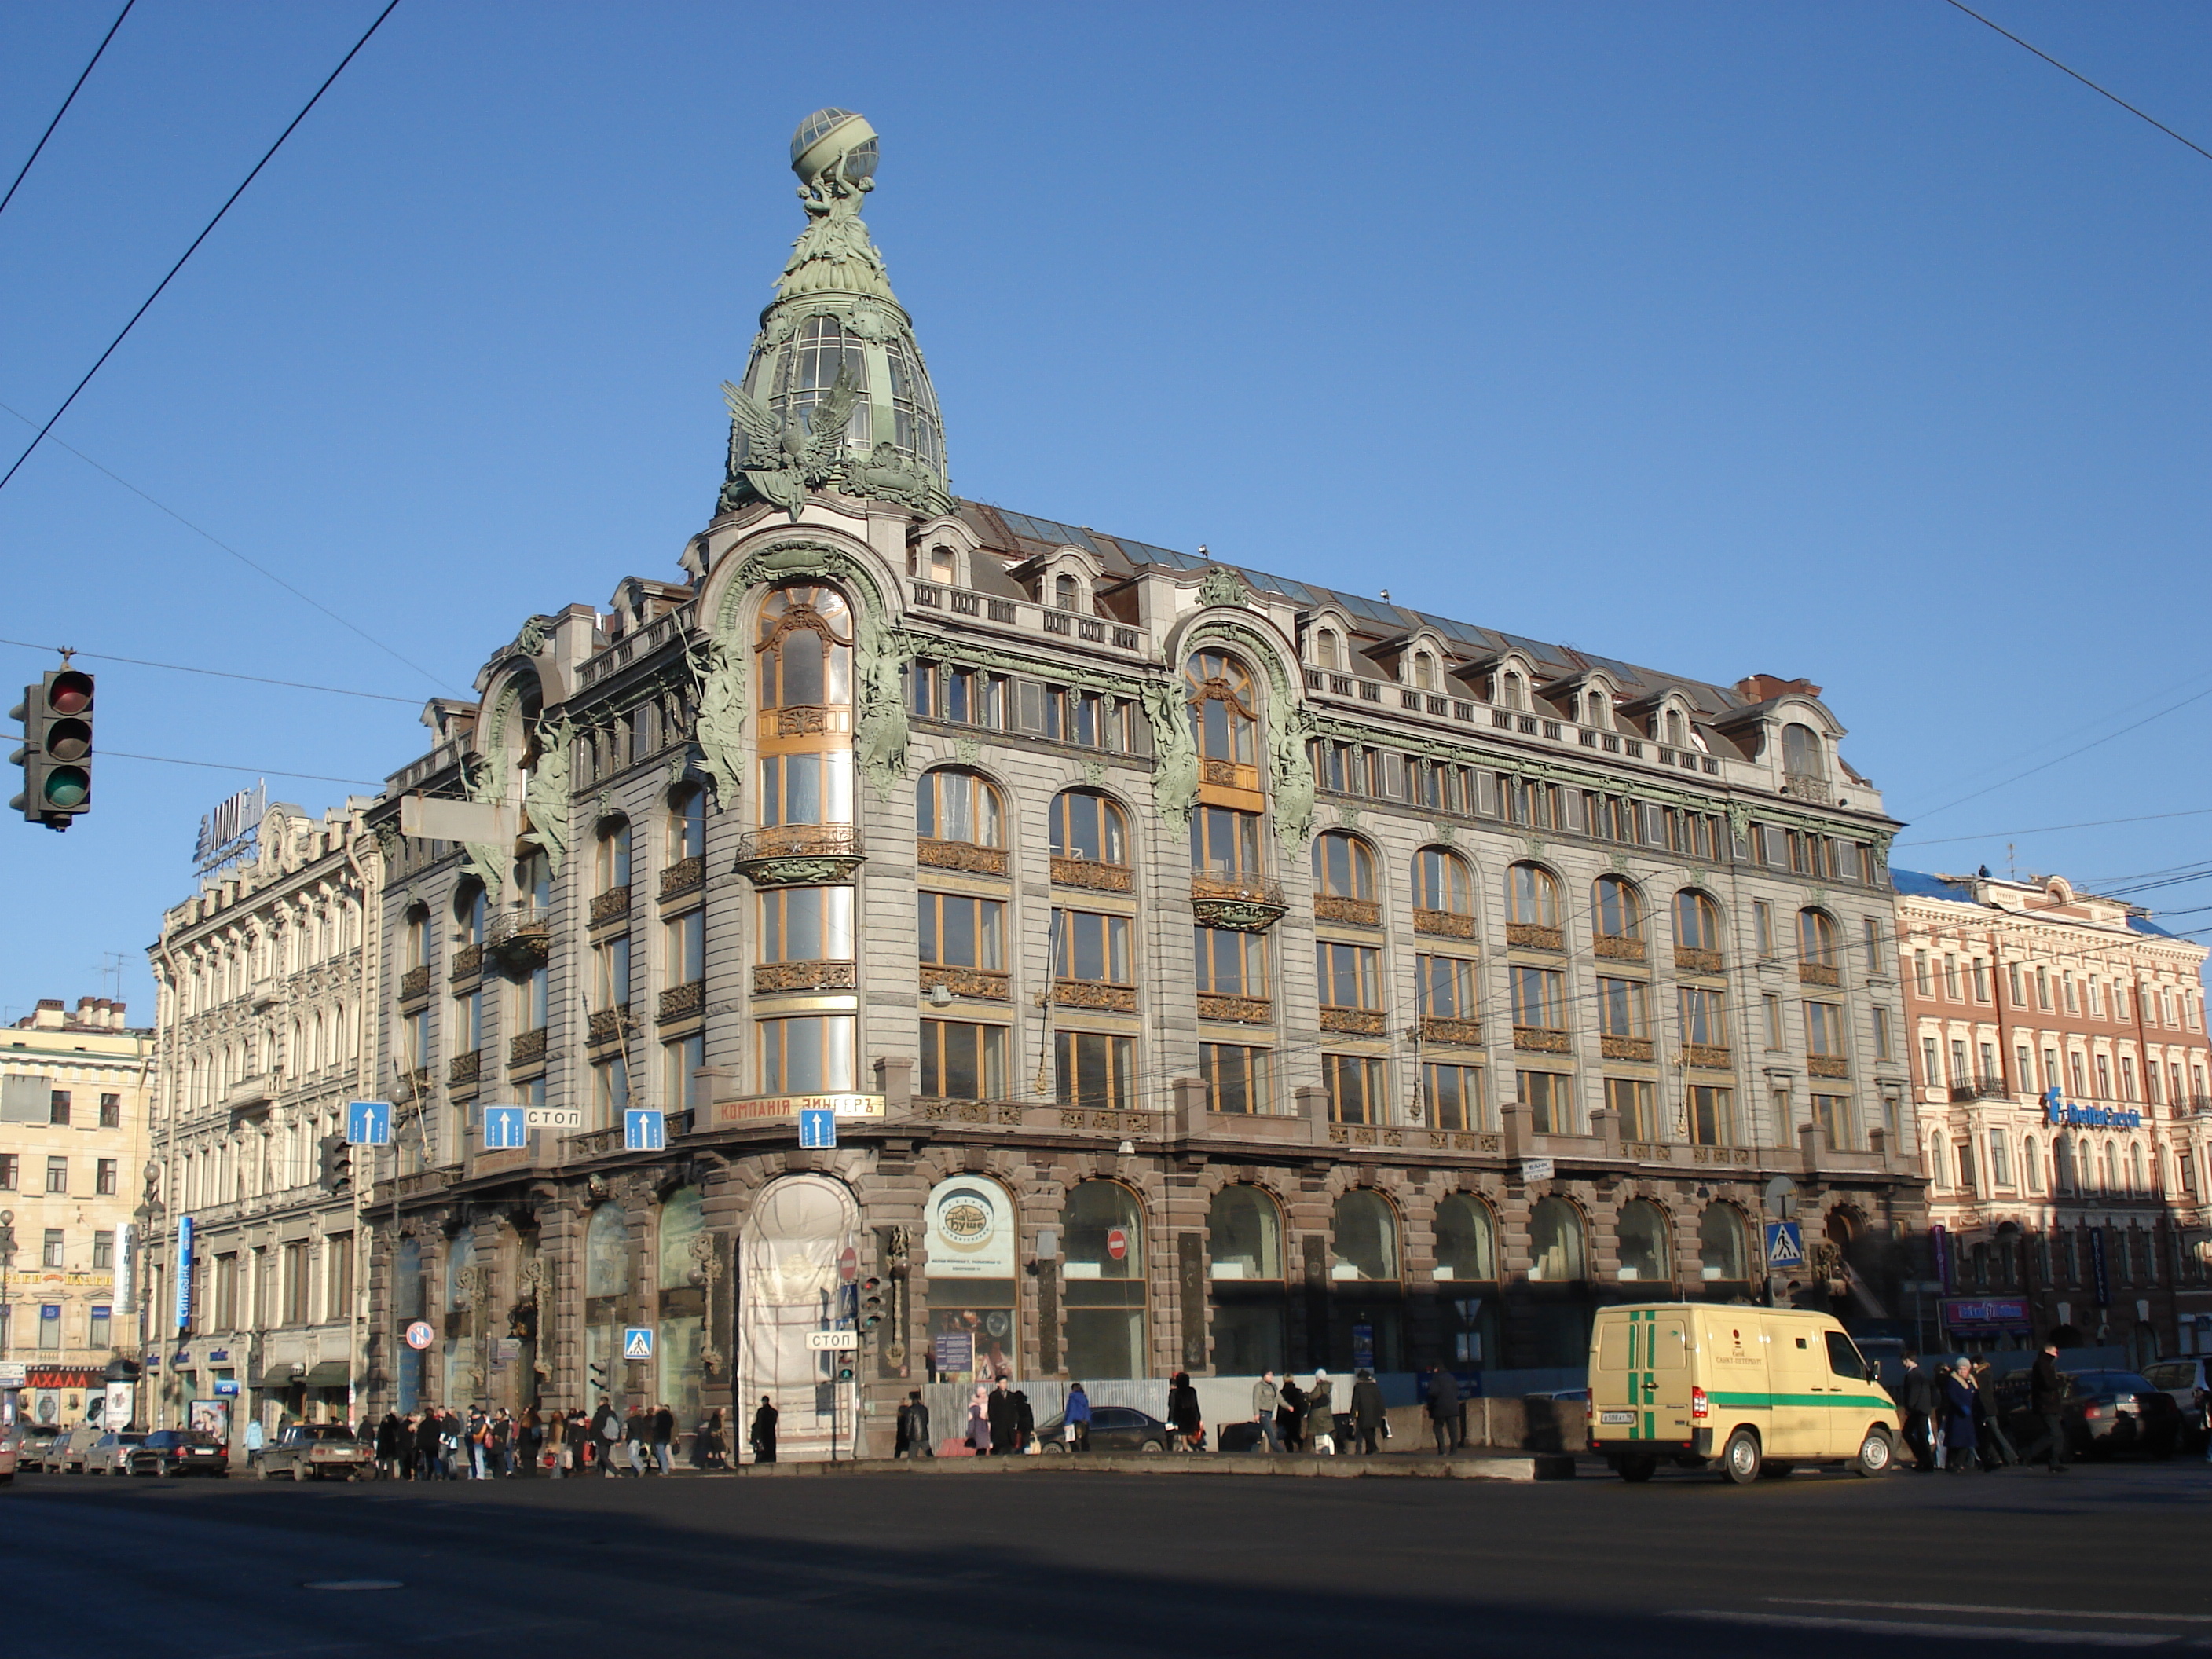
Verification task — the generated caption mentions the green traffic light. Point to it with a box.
[43,768,89,808]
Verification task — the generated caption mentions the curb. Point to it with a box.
[674,1452,1576,1481]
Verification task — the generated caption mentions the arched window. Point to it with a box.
[515,848,551,911]
[1415,847,1473,914]
[1674,889,1722,954]
[455,879,486,945]
[1433,1194,1496,1282]
[1412,650,1437,690]
[1313,831,1377,901]
[1798,908,1838,969]
[1508,862,1559,928]
[668,786,706,862]
[1315,628,1342,670]
[657,1186,704,1291]
[1054,573,1079,612]
[1665,709,1686,748]
[1049,789,1130,866]
[1184,650,1258,764]
[1528,1197,1586,1282]
[1698,1205,1749,1284]
[1501,672,1525,710]
[403,905,430,970]
[2024,1135,2045,1194]
[756,584,853,710]
[595,818,632,892]
[917,768,1005,848]
[1617,1199,1671,1284]
[1208,1185,1287,1374]
[586,1204,629,1299]
[1064,1181,1147,1381]
[656,1186,706,1430]
[582,1203,632,1413]
[2130,1142,2148,1193]
[1593,876,1645,943]
[1584,689,1610,731]
[1331,1190,1400,1282]
[1782,722,1824,779]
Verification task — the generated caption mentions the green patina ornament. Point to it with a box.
[1141,680,1199,831]
[522,714,574,879]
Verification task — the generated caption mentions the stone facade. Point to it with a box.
[1896,869,2212,1363]
[143,802,384,1441]
[349,110,1929,1454]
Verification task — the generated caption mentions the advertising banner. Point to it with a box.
[925,1177,1017,1279]
[1939,1296,2031,1334]
[174,1217,194,1333]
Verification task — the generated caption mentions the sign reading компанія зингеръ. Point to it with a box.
[712,1093,885,1126]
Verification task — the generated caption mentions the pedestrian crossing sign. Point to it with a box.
[623,1327,654,1361]
[1764,1220,1804,1269]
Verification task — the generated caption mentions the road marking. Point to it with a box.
[1769,1600,2212,1626]
[1671,1611,2171,1646]
[299,1580,405,1591]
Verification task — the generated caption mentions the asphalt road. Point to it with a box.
[9,1457,2209,1657]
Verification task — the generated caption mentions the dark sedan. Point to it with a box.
[127,1430,229,1478]
[1996,1368,2181,1459]
[1038,1404,1172,1453]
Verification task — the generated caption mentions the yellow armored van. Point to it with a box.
[1586,1304,1899,1483]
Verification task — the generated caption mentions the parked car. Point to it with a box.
[126,1430,229,1478]
[0,1427,16,1484]
[257,1423,371,1481]
[1993,1368,2182,1459]
[5,1424,63,1473]
[1038,1404,1172,1453]
[2139,1358,2210,1450]
[85,1432,148,1475]
[57,1422,110,1474]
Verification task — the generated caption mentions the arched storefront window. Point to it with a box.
[1185,650,1258,764]
[1697,1205,1750,1291]
[1528,1198,1585,1283]
[1063,1181,1147,1381]
[1433,1193,1500,1368]
[583,1205,632,1412]
[1208,1185,1287,1375]
[1616,1199,1672,1285]
[1330,1190,1404,1372]
[657,1188,706,1432]
[738,1174,861,1461]
[925,1175,1020,1386]
[1526,1196,1591,1367]
[394,1236,424,1412]
[441,1232,479,1402]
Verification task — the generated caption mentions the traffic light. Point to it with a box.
[317,1133,352,1196]
[859,1276,884,1332]
[10,667,94,830]
[834,1356,856,1382]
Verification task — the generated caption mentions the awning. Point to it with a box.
[302,1361,351,1389]
[251,1365,295,1389]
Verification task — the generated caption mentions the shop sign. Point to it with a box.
[0,1362,25,1387]
[1941,1296,2031,1332]
[28,1368,102,1389]
[925,1177,1016,1279]
[2044,1087,2141,1130]
[712,1093,884,1126]
[173,1216,194,1332]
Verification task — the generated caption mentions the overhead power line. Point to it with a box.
[0,0,136,222]
[1943,0,2212,167]
[1895,805,2212,848]
[0,0,400,498]
[0,634,418,705]
[1908,680,2212,821]
[97,749,381,787]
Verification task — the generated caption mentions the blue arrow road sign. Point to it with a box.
[799,1108,837,1149]
[623,1328,654,1361]
[483,1106,526,1150]
[346,1100,392,1146]
[624,1109,665,1152]
[1764,1220,1804,1269]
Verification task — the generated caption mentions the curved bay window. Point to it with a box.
[757,886,855,983]
[1208,1185,1287,1374]
[1593,875,1646,961]
[1330,1190,1403,1372]
[1062,1181,1147,1380]
[759,1014,855,1093]
[1697,1204,1752,1295]
[582,1204,631,1410]
[1185,650,1258,778]
[1616,1199,1672,1285]
[1434,1193,1500,1366]
[1507,862,1562,950]
[757,585,855,840]
[657,1187,706,1433]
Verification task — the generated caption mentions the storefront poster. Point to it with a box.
[189,1399,229,1439]
[925,1177,1016,1278]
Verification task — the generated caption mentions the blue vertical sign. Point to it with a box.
[173,1215,194,1334]
[624,1110,665,1152]
[799,1108,836,1149]
[346,1099,392,1146]
[483,1106,526,1150]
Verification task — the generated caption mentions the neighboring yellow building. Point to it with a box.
[0,997,154,1427]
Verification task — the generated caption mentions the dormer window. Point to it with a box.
[1501,672,1525,711]
[1054,573,1079,612]
[1412,650,1437,690]
[1782,722,1825,780]
[1584,690,1609,731]
[910,545,954,584]
[1316,628,1342,671]
[1664,709,1686,748]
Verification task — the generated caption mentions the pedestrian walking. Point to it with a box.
[2017,1341,2071,1474]
[964,1386,992,1456]
[544,1408,566,1478]
[1942,1358,1980,1474]
[244,1415,266,1470]
[1350,1367,1385,1455]
[1167,1372,1203,1452]
[375,1410,402,1480]
[595,1398,624,1477]
[652,1402,676,1474]
[413,1411,439,1481]
[987,1381,1017,1456]
[895,1392,931,1459]
[623,1404,650,1474]
[1252,1370,1284,1452]
[1897,1353,1939,1471]
[1425,1364,1460,1456]
[1306,1371,1335,1456]
[749,1395,778,1464]
[1062,1382,1090,1452]
[1971,1361,2017,1470]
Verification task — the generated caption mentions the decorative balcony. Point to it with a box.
[921,965,1011,1002]
[1675,947,1725,976]
[590,885,632,926]
[1507,923,1564,952]
[1198,993,1273,1024]
[659,979,705,1023]
[1513,1026,1571,1053]
[1199,758,1261,793]
[1190,871,1286,933]
[1593,934,1646,962]
[1053,980,1137,1013]
[1780,775,1833,806]
[917,838,1009,876]
[1798,961,1841,987]
[1600,1035,1655,1062]
[1683,1042,1732,1069]
[1413,908,1477,939]
[449,943,485,983]
[398,965,431,1002]
[753,960,859,994]
[1807,1053,1851,1079]
[1316,895,1382,928]
[509,1027,548,1068]
[660,857,705,900]
[1320,1007,1387,1035]
[449,1049,481,1088]
[1419,1014,1484,1046]
[1949,1078,2009,1102]
[1051,855,1133,893]
[587,1006,625,1047]
[486,905,551,972]
[734,826,864,888]
[772,704,850,739]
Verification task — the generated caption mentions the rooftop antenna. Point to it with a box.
[2007,841,2017,881]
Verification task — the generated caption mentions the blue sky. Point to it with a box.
[2,0,2207,1023]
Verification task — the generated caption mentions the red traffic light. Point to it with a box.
[48,672,92,716]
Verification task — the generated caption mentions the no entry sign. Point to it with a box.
[1105,1228,1128,1262]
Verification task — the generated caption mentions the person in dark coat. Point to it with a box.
[895,1392,931,1459]
[413,1410,441,1481]
[986,1382,1018,1455]
[1011,1390,1035,1455]
[1350,1368,1385,1456]
[1167,1372,1203,1452]
[749,1396,778,1463]
[2017,1341,2071,1473]
[375,1412,402,1479]
[1897,1353,1939,1471]
[622,1405,650,1474]
[1276,1374,1307,1453]
[693,1408,725,1469]
[1424,1365,1460,1456]
[1941,1359,1980,1474]
[651,1403,676,1474]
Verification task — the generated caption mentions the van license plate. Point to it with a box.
[1599,1410,1635,1426]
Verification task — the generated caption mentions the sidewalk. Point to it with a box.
[689,1448,1576,1481]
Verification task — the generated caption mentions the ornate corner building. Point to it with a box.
[339,111,1928,1451]
[1895,869,2212,1363]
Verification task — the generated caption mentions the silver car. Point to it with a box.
[84,1431,148,1474]
[56,1423,109,1474]
[2141,1358,2210,1449]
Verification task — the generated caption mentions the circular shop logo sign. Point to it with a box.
[404,1320,436,1351]
[933,1187,998,1255]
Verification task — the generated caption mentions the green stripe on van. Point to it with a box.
[1708,1392,1895,1411]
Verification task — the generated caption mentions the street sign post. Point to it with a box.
[483,1107,526,1150]
[345,1100,393,1146]
[1764,1220,1804,1270]
[525,1106,583,1131]
[623,1328,654,1361]
[805,1331,859,1351]
[799,1108,836,1148]
[624,1110,665,1152]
